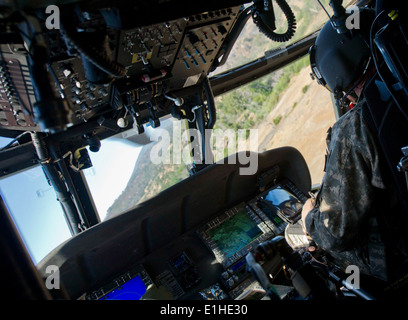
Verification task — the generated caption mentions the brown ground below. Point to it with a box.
[254,66,337,185]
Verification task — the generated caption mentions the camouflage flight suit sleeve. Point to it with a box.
[304,105,386,278]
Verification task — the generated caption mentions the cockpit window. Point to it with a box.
[211,0,334,76]
[80,1,340,220]
[84,117,190,221]
[0,0,340,264]
[213,56,336,185]
[211,0,339,185]
[0,137,13,149]
[0,166,71,265]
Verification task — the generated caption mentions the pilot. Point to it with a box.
[300,8,390,284]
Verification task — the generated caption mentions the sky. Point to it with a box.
[83,138,142,220]
[0,135,142,264]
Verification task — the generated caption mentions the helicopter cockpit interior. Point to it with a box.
[1,0,408,302]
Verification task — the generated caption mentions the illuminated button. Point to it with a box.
[99,88,108,97]
[86,92,96,100]
[74,79,82,88]
[72,97,81,104]
[62,68,72,78]
[71,87,80,95]
[87,83,96,91]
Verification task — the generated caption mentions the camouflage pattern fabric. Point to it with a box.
[304,103,388,281]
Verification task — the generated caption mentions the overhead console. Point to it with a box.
[37,147,312,300]
[0,1,249,136]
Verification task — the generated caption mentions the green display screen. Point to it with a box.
[206,208,262,259]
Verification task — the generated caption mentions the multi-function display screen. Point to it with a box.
[206,208,263,259]
[98,275,147,300]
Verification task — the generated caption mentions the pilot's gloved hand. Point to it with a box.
[301,198,315,236]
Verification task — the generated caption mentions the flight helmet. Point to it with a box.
[309,8,375,95]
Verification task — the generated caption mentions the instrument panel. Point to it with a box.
[0,44,38,131]
[0,5,242,134]
[85,179,307,300]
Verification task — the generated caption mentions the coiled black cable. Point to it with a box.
[252,0,296,43]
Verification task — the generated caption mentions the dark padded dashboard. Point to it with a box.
[37,146,311,300]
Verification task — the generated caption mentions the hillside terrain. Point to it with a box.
[255,66,335,184]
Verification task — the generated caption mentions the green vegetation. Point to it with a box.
[211,0,333,157]
[105,136,190,219]
[273,115,282,125]
[160,163,189,190]
[212,55,309,161]
[302,85,309,93]
[214,55,309,132]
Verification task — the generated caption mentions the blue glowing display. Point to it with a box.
[99,275,147,300]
